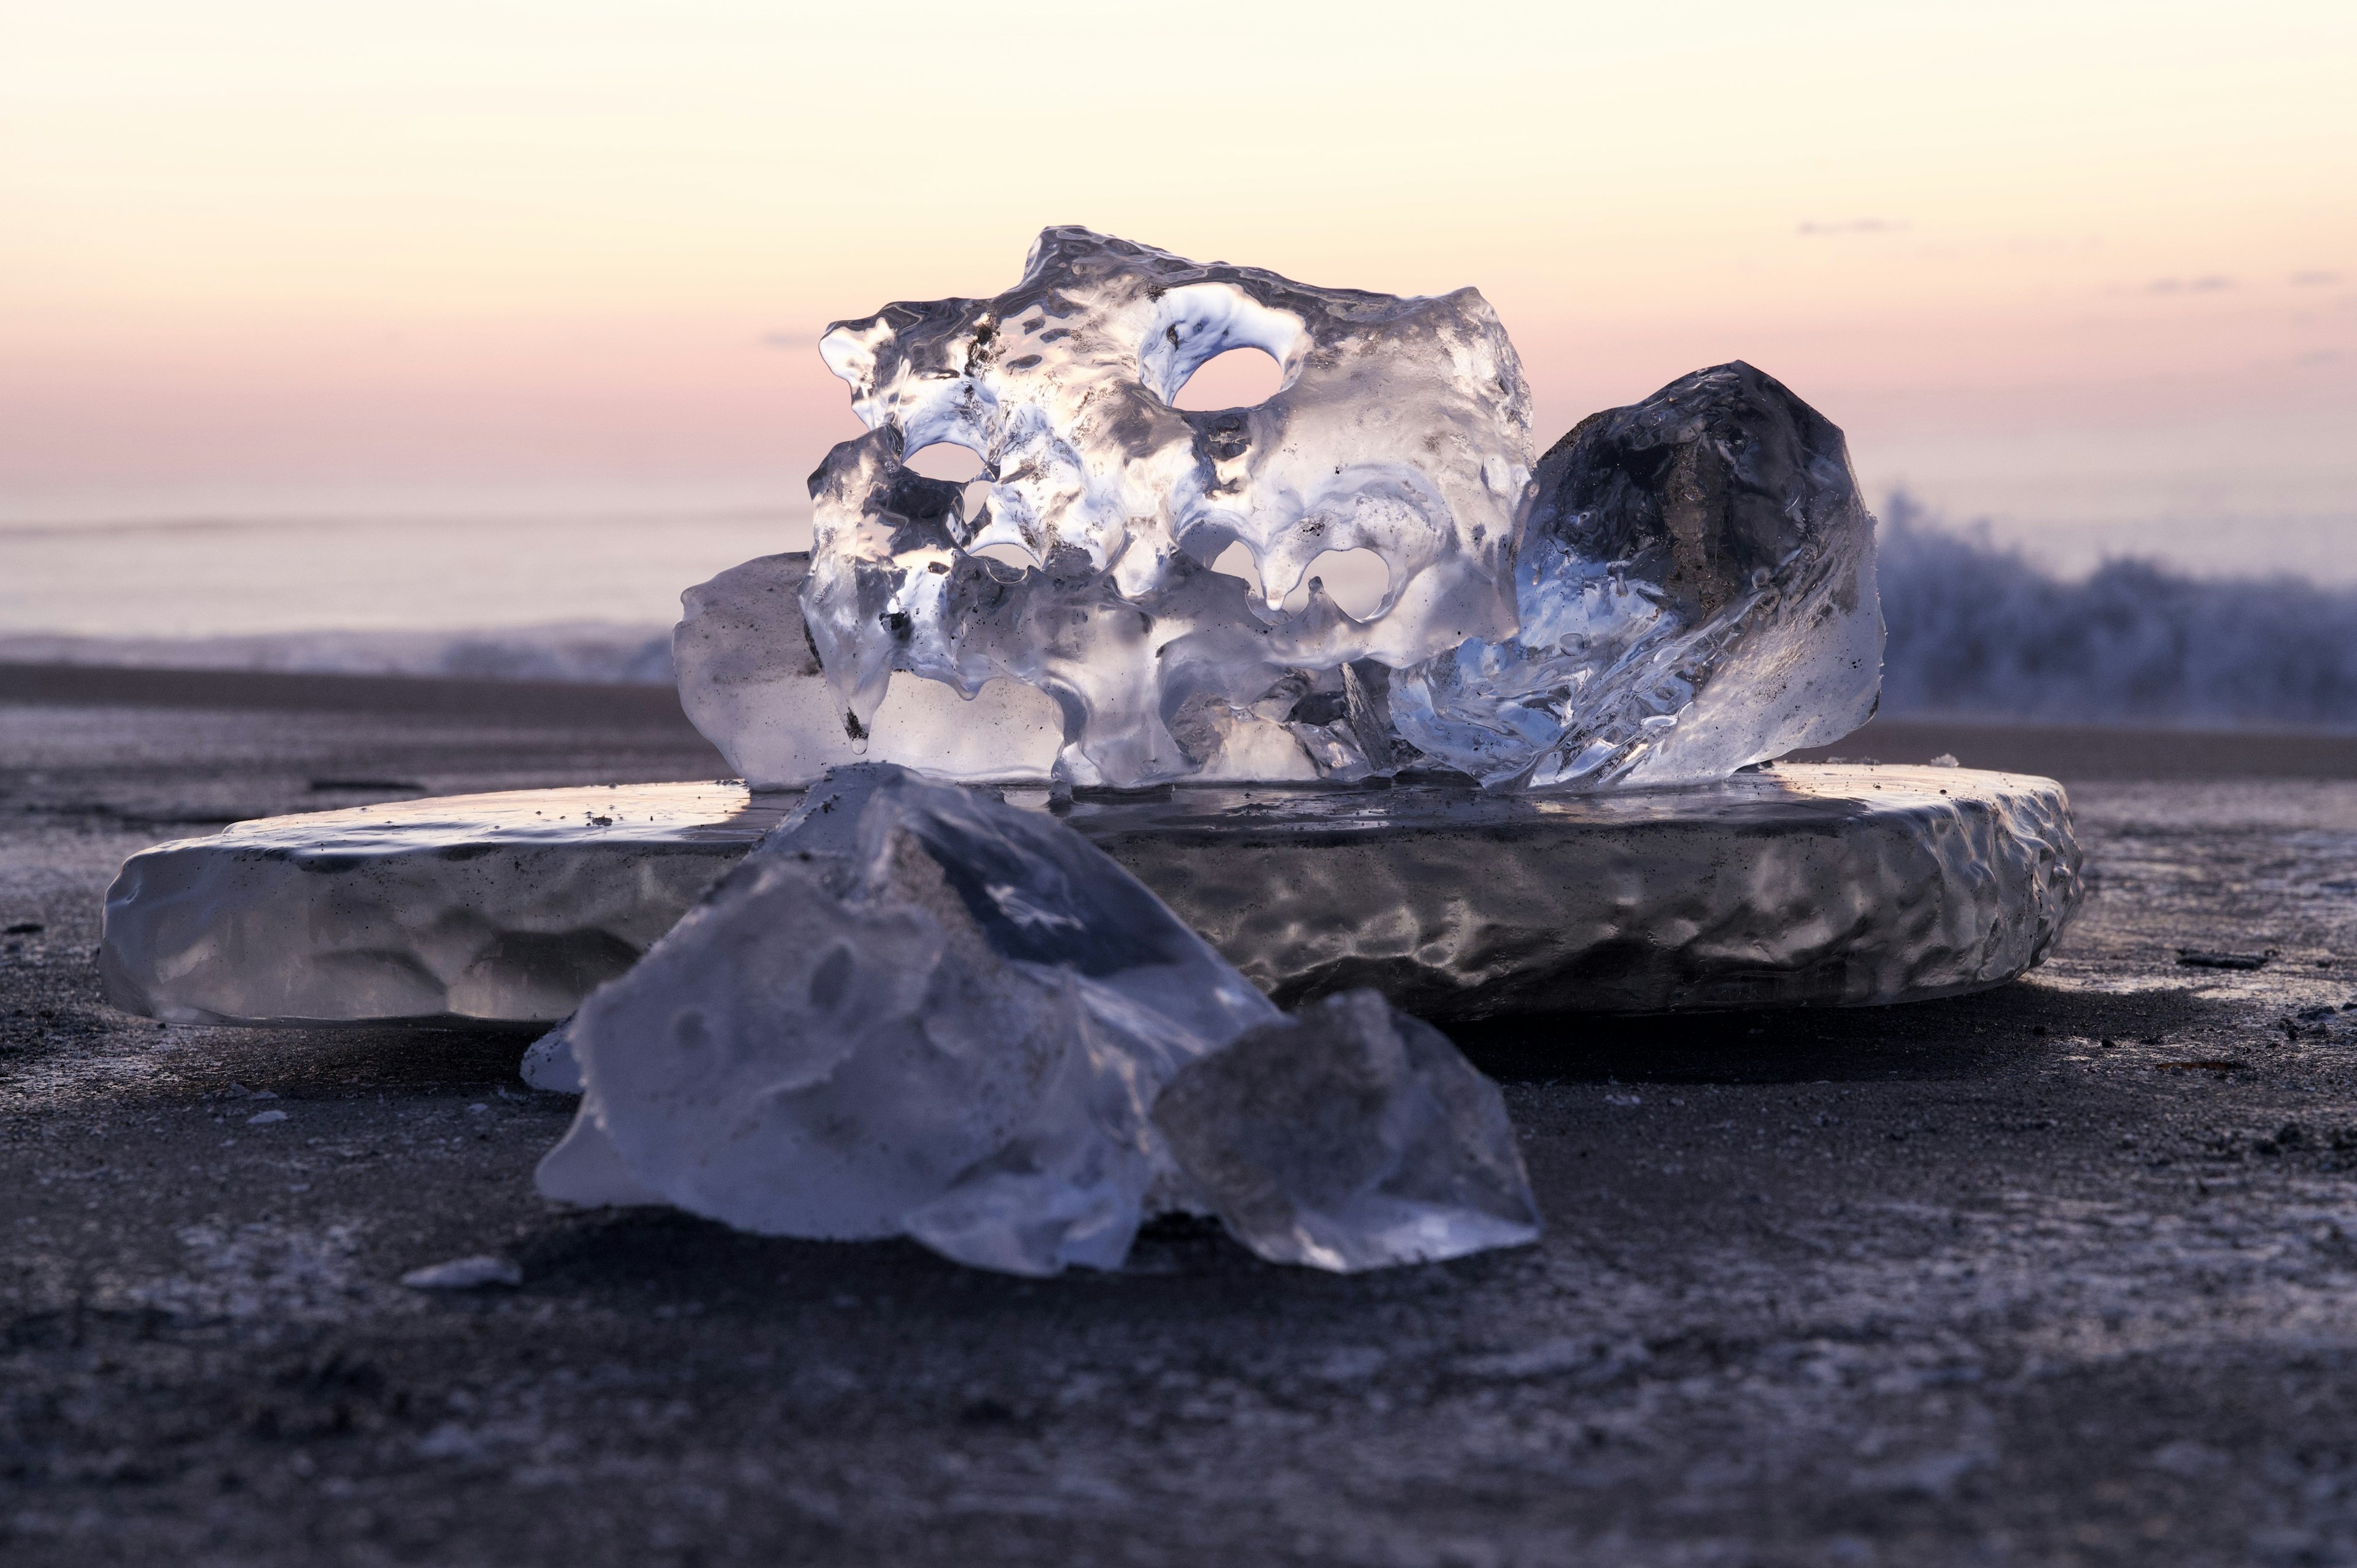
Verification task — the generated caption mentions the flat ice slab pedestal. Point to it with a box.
[101,765,2083,1026]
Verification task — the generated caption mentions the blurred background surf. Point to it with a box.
[9,496,2354,734]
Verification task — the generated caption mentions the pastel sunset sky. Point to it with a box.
[5,0,2353,578]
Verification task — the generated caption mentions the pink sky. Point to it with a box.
[4,1,2353,578]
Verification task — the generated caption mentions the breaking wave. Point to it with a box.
[1878,495,2357,728]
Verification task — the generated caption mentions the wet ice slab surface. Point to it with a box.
[536,767,1536,1275]
[1069,763,2082,1014]
[101,763,2084,1027]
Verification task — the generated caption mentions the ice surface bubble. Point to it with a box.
[739,232,1879,793]
[1151,989,1541,1272]
[535,763,1280,1275]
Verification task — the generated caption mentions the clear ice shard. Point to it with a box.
[757,230,1882,792]
[1151,989,1541,1272]
[534,764,1282,1275]
[796,226,1534,790]
[529,766,1547,1274]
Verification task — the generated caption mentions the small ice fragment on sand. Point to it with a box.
[246,1108,287,1125]
[400,1255,522,1290]
[2176,948,2274,971]
[537,764,1279,1275]
[1150,989,1541,1272]
[519,1020,582,1094]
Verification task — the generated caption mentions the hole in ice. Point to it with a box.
[1210,543,1389,619]
[972,542,1041,570]
[1170,347,1283,412]
[961,479,994,519]
[1291,549,1389,619]
[1209,541,1263,597]
[905,442,987,481]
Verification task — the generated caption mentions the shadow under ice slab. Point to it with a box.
[99,764,2083,1027]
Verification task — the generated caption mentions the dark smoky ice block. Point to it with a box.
[1153,989,1541,1272]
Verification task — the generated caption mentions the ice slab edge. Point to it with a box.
[1078,765,2081,1017]
[100,765,2083,1025]
[98,783,798,1026]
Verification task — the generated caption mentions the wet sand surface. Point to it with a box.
[5,670,2357,1567]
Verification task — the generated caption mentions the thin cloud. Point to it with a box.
[758,330,819,349]
[1796,218,1909,237]
[2145,276,2234,293]
[2291,270,2345,287]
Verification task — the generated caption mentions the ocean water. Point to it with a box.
[0,509,813,684]
[6,500,2355,728]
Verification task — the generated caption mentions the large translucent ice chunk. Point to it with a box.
[1393,361,1883,788]
[1151,989,1541,1272]
[781,229,1878,792]
[800,226,1535,789]
[673,552,1059,788]
[535,765,1279,1274]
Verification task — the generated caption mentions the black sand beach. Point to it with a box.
[6,664,2357,1566]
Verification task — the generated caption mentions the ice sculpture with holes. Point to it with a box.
[796,226,1532,788]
